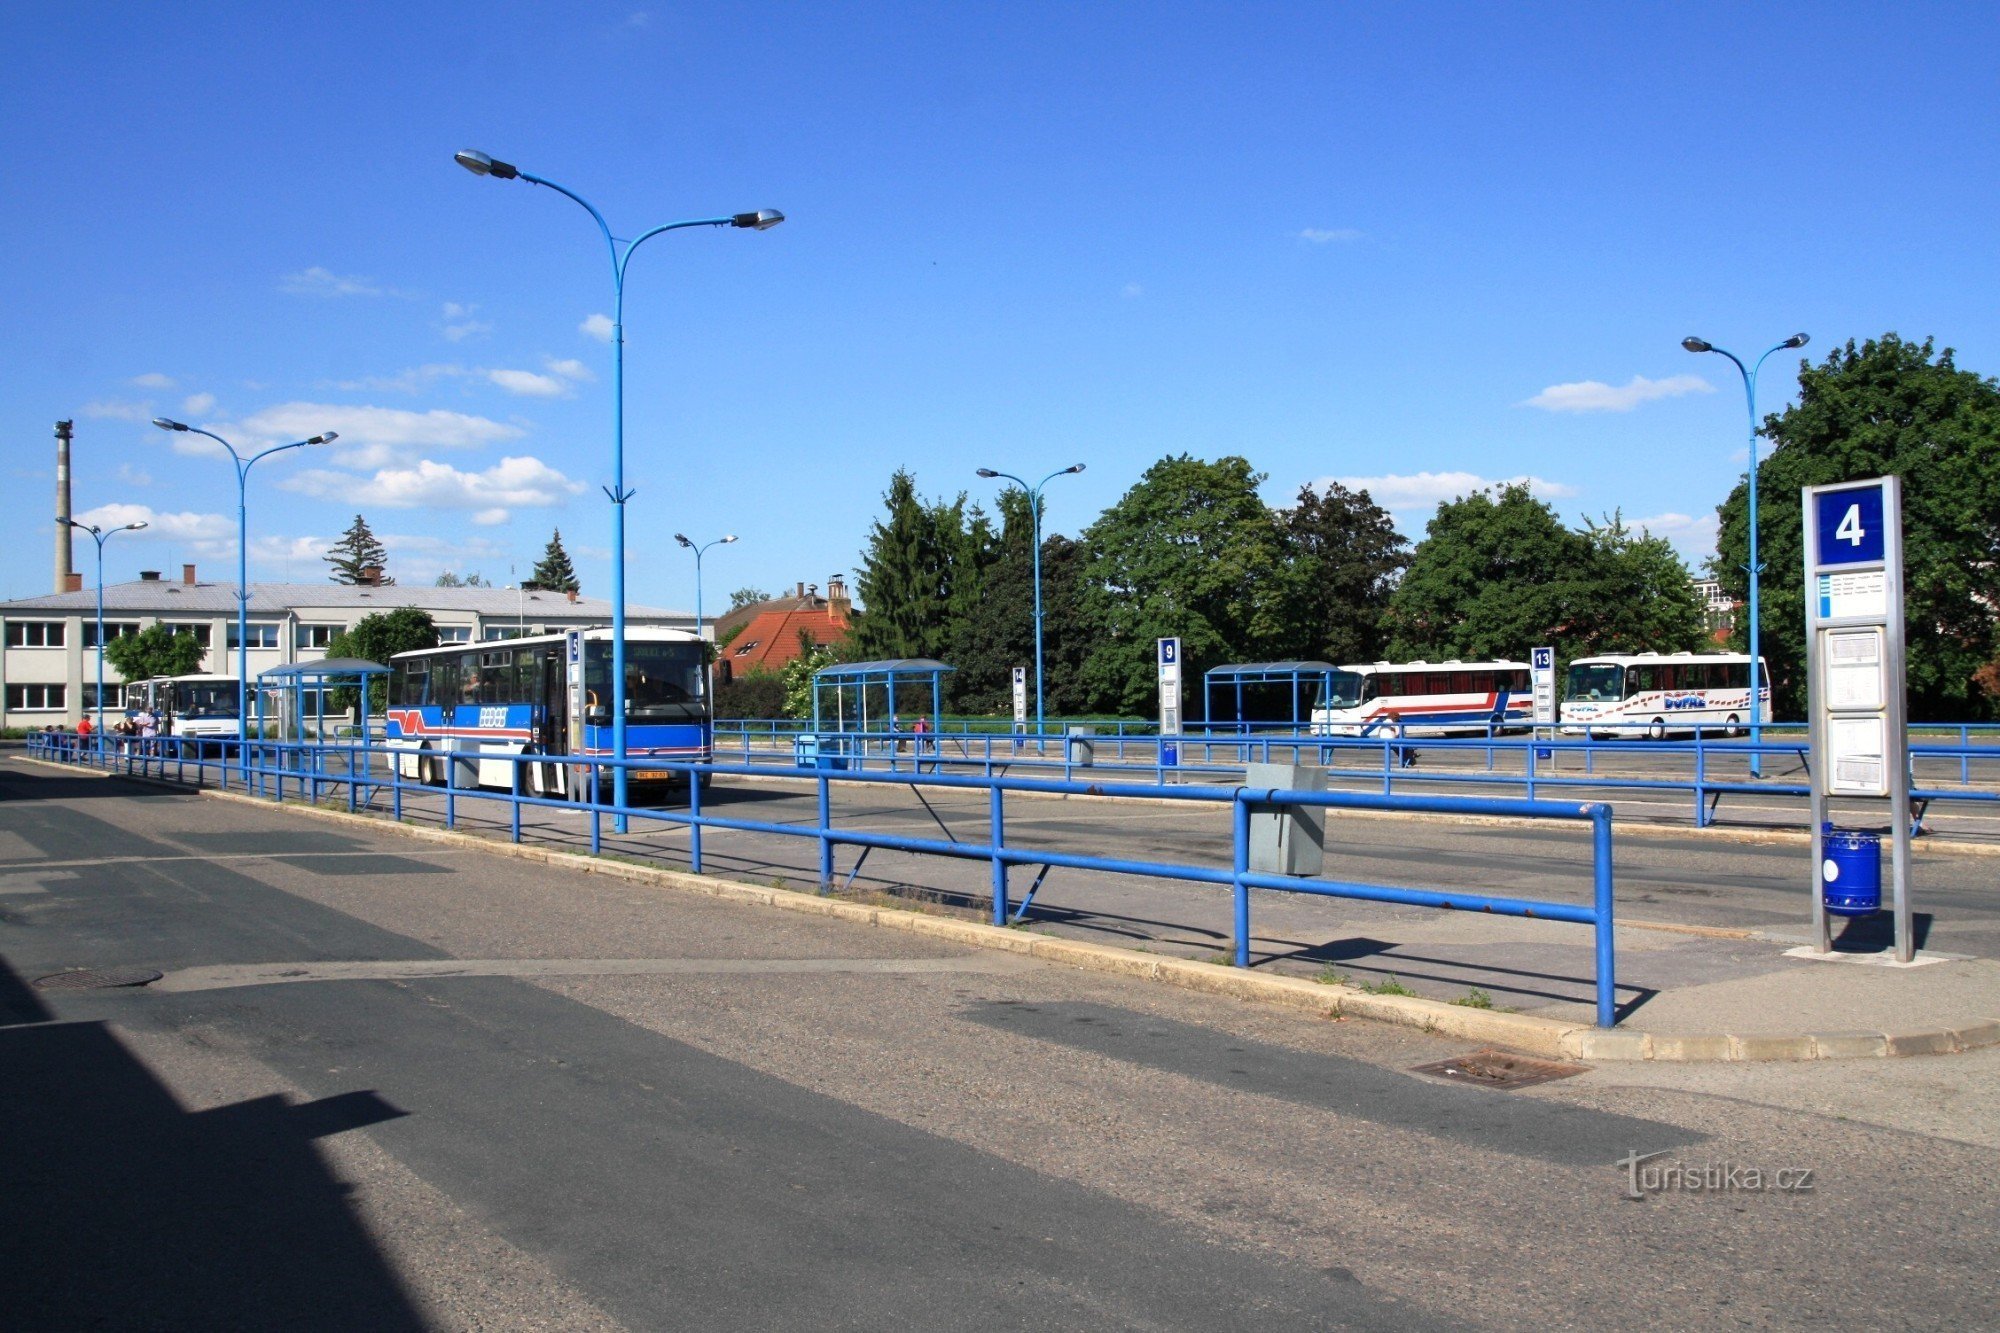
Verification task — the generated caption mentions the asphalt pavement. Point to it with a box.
[5,756,2000,1329]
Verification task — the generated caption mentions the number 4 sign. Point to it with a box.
[1814,485,1886,566]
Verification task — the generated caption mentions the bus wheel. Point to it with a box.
[418,747,443,787]
[1725,713,1744,739]
[1649,717,1668,742]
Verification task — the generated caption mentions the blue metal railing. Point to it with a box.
[26,730,1623,1027]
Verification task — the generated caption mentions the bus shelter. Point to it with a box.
[256,658,390,743]
[1201,661,1337,732]
[809,659,953,766]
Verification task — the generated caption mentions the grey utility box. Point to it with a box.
[1067,725,1096,766]
[1244,762,1327,877]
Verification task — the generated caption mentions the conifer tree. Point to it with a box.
[524,528,581,594]
[325,514,393,585]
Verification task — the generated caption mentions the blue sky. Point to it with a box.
[6,2,1996,612]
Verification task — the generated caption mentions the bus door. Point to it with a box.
[542,647,569,756]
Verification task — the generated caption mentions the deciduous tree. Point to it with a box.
[104,625,204,683]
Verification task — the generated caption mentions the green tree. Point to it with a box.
[1281,481,1409,664]
[104,624,205,682]
[524,529,580,594]
[434,570,490,587]
[1077,455,1303,715]
[850,469,968,663]
[1036,533,1102,718]
[325,514,393,585]
[324,608,440,710]
[1573,513,1705,654]
[781,638,839,719]
[1715,334,2000,719]
[727,586,769,611]
[1384,484,1590,661]
[714,667,787,719]
[948,488,1037,713]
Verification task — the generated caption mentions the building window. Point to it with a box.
[227,624,280,649]
[733,640,759,656]
[163,622,213,648]
[436,626,472,644]
[5,621,65,648]
[6,684,66,711]
[81,621,140,648]
[483,627,528,641]
[297,624,340,650]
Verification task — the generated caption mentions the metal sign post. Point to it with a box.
[1802,475,1912,961]
[1531,646,1556,726]
[1011,666,1027,731]
[1158,638,1182,769]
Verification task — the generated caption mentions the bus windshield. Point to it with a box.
[1567,664,1624,703]
[585,641,705,721]
[177,682,238,718]
[1318,670,1367,710]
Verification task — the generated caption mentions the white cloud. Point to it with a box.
[74,502,234,545]
[487,368,570,397]
[1628,510,1720,559]
[280,455,586,524]
[580,313,614,343]
[1520,374,1715,413]
[225,401,524,470]
[251,534,329,564]
[441,301,493,342]
[83,400,151,421]
[1298,228,1364,244]
[282,266,397,298]
[1318,470,1580,509]
[131,372,177,389]
[544,357,594,381]
[181,392,217,416]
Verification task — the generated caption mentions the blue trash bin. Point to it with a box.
[1821,825,1882,917]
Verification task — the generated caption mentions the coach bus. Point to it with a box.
[1310,660,1533,737]
[1559,652,1769,739]
[385,626,709,799]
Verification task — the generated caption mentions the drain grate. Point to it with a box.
[1410,1047,1586,1089]
[33,967,164,991]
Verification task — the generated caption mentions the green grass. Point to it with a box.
[1449,988,1495,1009]
[1313,965,1350,986]
[1359,975,1415,997]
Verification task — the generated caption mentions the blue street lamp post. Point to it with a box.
[1682,332,1808,778]
[57,516,148,754]
[152,418,336,768]
[674,532,737,705]
[975,464,1085,746]
[455,149,781,824]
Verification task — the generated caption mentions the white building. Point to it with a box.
[0,564,692,729]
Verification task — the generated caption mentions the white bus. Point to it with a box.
[121,674,243,738]
[1559,652,1769,739]
[1311,660,1534,737]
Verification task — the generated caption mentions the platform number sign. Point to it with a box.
[1814,485,1886,567]
[1531,646,1552,672]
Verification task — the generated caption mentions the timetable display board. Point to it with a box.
[1802,476,1912,960]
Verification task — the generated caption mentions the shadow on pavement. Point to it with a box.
[0,953,426,1329]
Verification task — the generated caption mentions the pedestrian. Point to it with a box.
[136,705,159,753]
[912,714,931,769]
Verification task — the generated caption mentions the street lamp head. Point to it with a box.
[152,417,188,432]
[304,432,339,446]
[123,522,149,532]
[675,533,693,548]
[1064,463,1086,475]
[730,209,785,231]
[454,149,520,180]
[721,534,738,544]
[1681,337,1713,354]
[1784,332,1810,349]
[975,468,999,478]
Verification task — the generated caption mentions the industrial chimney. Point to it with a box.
[54,420,74,593]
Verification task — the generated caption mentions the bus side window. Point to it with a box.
[1628,665,1652,696]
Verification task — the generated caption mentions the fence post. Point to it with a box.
[1232,795,1252,967]
[817,773,833,890]
[510,760,522,844]
[1592,804,1616,1029]
[589,763,602,856]
[689,766,703,874]
[990,782,1008,926]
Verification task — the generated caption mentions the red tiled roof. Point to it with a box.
[725,603,852,673]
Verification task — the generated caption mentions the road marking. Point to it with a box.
[152,954,1040,992]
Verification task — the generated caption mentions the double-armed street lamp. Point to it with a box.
[974,464,1086,744]
[1681,332,1809,777]
[57,515,148,753]
[674,532,737,702]
[152,417,336,759]
[455,148,781,822]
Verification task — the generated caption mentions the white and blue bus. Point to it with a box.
[122,673,243,738]
[1559,652,1769,739]
[386,626,709,798]
[1311,660,1533,737]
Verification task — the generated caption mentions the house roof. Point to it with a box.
[0,579,687,621]
[724,601,852,673]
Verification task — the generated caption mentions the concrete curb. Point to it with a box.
[13,755,2000,1062]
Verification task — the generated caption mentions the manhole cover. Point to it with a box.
[1410,1047,1585,1089]
[32,967,164,991]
